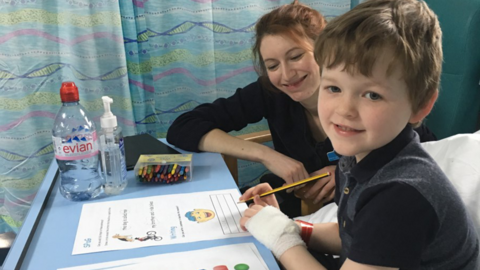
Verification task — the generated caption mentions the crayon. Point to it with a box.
[160,164,167,176]
[171,164,178,175]
[174,165,181,177]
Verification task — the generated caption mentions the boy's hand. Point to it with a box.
[295,165,336,204]
[240,200,265,231]
[239,183,280,209]
[241,205,305,258]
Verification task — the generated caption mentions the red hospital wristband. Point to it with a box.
[297,220,314,245]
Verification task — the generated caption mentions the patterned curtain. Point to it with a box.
[0,0,349,233]
[0,1,134,233]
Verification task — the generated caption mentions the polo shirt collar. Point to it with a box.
[344,125,417,184]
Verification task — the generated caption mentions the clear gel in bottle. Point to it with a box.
[99,96,127,195]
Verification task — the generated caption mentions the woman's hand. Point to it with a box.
[261,149,310,186]
[295,165,336,204]
[239,183,279,209]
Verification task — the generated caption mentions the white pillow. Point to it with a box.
[422,133,480,236]
[295,202,338,223]
[301,133,480,238]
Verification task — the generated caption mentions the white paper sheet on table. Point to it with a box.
[72,189,249,255]
[61,243,268,270]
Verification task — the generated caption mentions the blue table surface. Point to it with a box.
[3,141,280,270]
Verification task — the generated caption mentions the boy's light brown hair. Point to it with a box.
[314,0,442,115]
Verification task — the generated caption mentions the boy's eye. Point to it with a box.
[365,92,381,100]
[327,86,341,93]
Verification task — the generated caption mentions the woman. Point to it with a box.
[166,0,436,218]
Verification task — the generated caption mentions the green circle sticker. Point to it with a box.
[234,263,250,270]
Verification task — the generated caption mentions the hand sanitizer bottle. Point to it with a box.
[99,96,127,195]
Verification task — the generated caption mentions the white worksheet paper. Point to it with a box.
[61,243,268,270]
[72,189,249,254]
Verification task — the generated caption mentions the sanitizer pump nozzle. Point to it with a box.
[101,96,117,130]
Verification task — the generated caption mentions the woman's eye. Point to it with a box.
[291,53,304,60]
[365,92,381,100]
[266,64,278,71]
[327,86,341,93]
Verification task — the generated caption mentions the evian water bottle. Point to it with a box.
[52,82,103,201]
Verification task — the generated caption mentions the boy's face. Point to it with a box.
[318,53,417,162]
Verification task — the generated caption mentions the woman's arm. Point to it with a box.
[167,80,267,152]
[168,79,311,184]
[199,129,310,184]
[198,128,271,163]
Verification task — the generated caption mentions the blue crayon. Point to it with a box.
[179,166,185,176]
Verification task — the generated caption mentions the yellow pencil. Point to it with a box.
[237,172,331,204]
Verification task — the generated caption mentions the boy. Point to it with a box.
[239,0,479,269]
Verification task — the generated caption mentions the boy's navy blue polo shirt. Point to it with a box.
[334,126,479,269]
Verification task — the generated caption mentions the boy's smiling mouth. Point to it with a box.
[334,123,363,135]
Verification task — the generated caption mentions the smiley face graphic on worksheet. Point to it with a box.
[185,209,215,223]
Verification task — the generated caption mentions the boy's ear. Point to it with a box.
[409,90,438,124]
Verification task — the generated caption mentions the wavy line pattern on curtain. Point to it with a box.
[0,1,134,233]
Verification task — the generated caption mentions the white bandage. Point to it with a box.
[245,205,305,258]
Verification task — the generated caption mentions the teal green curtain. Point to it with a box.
[0,0,349,233]
[0,1,134,233]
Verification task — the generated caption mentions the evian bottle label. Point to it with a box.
[53,128,99,160]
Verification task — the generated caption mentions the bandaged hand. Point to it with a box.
[245,205,305,258]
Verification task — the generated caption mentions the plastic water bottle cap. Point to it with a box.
[60,82,79,102]
[100,96,117,129]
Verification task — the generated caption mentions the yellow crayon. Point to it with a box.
[171,164,178,175]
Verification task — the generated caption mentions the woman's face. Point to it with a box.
[260,34,320,103]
